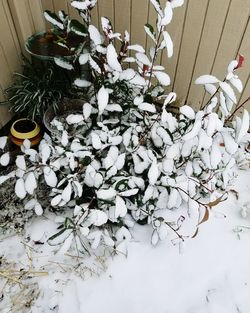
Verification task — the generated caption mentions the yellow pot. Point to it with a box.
[10,118,42,147]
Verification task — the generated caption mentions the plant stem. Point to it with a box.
[225,96,250,123]
[200,78,226,110]
[140,208,184,240]
[146,26,164,92]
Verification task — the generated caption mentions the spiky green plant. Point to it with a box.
[5,57,72,121]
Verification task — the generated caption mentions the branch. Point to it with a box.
[225,96,250,123]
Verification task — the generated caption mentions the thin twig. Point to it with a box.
[225,96,250,123]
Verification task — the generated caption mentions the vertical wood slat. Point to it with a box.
[234,15,250,113]
[0,0,23,126]
[41,0,54,29]
[1,0,250,128]
[67,0,82,21]
[0,44,12,127]
[114,0,131,36]
[161,0,188,93]
[186,0,231,109]
[53,0,68,13]
[8,0,44,51]
[91,5,99,29]
[114,0,131,50]
[98,0,114,27]
[172,0,209,106]
[202,0,250,106]
[130,0,148,48]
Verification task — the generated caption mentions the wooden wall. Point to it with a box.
[0,0,45,128]
[41,0,250,112]
[0,0,250,127]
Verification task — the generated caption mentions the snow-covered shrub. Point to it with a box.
[0,0,249,254]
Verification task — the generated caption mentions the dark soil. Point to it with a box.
[29,32,83,57]
[14,120,36,133]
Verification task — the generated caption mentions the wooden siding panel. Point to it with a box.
[186,0,231,109]
[203,0,250,106]
[130,0,148,48]
[98,0,114,27]
[28,0,45,32]
[161,0,188,92]
[173,0,209,106]
[8,0,35,49]
[1,0,250,128]
[0,44,13,126]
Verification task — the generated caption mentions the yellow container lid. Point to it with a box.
[10,119,40,140]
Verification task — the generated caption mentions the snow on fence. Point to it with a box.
[0,0,250,127]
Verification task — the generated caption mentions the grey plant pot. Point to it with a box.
[43,98,85,134]
[25,31,86,61]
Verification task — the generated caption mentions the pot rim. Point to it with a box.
[10,118,40,140]
[25,30,80,61]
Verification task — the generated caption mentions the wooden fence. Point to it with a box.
[0,0,250,127]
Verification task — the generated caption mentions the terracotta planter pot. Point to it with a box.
[10,119,42,147]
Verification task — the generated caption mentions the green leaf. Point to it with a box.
[47,227,67,243]
[81,156,92,166]
[54,57,74,70]
[69,19,87,37]
[137,217,148,225]
[43,10,64,30]
[114,178,129,191]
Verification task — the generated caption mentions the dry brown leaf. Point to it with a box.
[198,206,210,225]
[206,193,228,209]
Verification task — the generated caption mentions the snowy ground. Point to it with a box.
[1,169,250,313]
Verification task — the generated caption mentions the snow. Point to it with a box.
[135,52,151,66]
[150,0,163,17]
[162,31,173,57]
[229,76,243,93]
[138,102,156,113]
[127,44,145,53]
[161,2,173,26]
[96,188,116,200]
[0,152,10,166]
[171,0,185,9]
[235,109,249,143]
[144,24,156,43]
[115,196,127,218]
[66,114,84,124]
[25,172,37,194]
[79,53,89,65]
[148,158,159,185]
[195,75,220,85]
[44,166,58,188]
[16,155,26,171]
[153,71,171,86]
[88,25,103,46]
[106,44,122,72]
[15,177,26,199]
[54,58,74,70]
[0,136,7,149]
[97,86,109,115]
[180,105,195,119]
[61,182,72,202]
[74,79,92,88]
[88,210,108,226]
[1,170,250,312]
[71,0,88,10]
[43,11,63,30]
[91,132,102,149]
[83,102,92,120]
[220,81,237,104]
